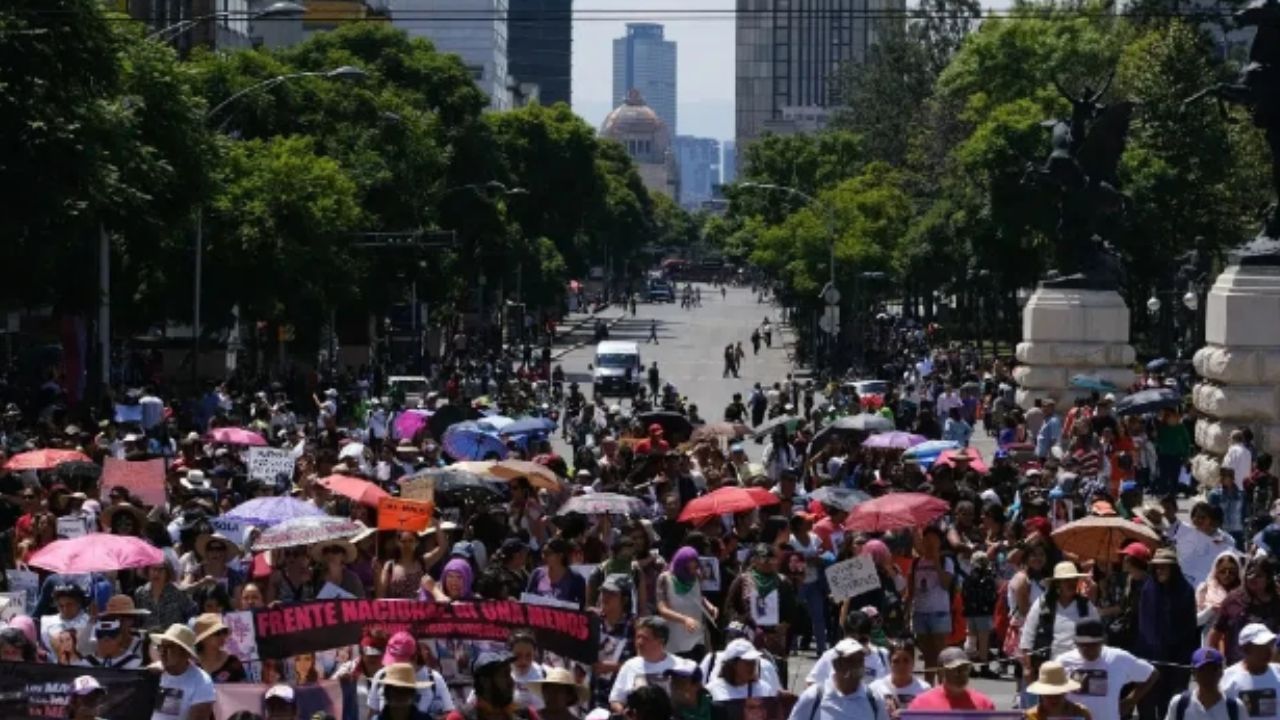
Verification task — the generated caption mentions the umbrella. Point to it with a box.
[637,411,694,443]
[1069,374,1119,393]
[1051,516,1161,558]
[501,417,558,436]
[862,431,927,450]
[744,486,782,508]
[5,449,92,472]
[428,404,468,440]
[557,492,649,517]
[691,422,752,442]
[28,534,164,574]
[449,461,500,477]
[843,492,950,532]
[393,410,431,440]
[752,415,801,438]
[318,474,391,507]
[837,413,895,432]
[253,516,365,551]
[478,415,515,433]
[1146,357,1170,373]
[678,486,777,523]
[934,448,989,474]
[207,427,267,447]
[409,468,509,506]
[1115,388,1181,417]
[807,486,871,512]
[224,497,328,527]
[486,459,561,491]
[442,423,509,461]
[900,440,962,468]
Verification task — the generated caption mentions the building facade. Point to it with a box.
[612,23,678,134]
[389,0,513,109]
[507,0,572,106]
[735,0,902,151]
[600,90,678,200]
[675,136,721,209]
[721,140,737,184]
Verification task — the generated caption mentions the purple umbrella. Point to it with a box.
[861,431,927,450]
[394,410,432,440]
[442,422,509,461]
[223,497,327,527]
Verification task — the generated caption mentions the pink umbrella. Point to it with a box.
[4,449,93,471]
[935,448,988,474]
[318,474,391,507]
[394,410,431,440]
[861,431,927,450]
[207,427,267,446]
[28,534,164,574]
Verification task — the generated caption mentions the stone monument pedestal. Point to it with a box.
[1191,263,1280,487]
[1014,286,1136,409]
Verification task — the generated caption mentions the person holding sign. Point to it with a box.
[723,545,795,685]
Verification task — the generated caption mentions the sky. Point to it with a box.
[571,0,737,142]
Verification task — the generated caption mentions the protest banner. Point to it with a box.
[250,598,600,664]
[209,515,250,546]
[5,569,38,612]
[377,497,434,532]
[102,458,166,508]
[399,476,435,502]
[0,661,159,720]
[56,515,87,539]
[247,446,296,483]
[213,678,342,720]
[825,556,881,601]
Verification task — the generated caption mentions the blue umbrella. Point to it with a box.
[442,423,509,461]
[1146,357,1170,372]
[1114,388,1181,416]
[901,439,962,468]
[1070,374,1119,393]
[224,497,327,527]
[502,417,557,436]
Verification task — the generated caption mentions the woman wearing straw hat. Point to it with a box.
[311,539,366,598]
[1024,661,1092,720]
[181,532,245,597]
[371,663,437,720]
[528,668,590,720]
[192,613,245,683]
[100,502,147,537]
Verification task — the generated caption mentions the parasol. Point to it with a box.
[1114,388,1181,417]
[206,427,267,447]
[441,423,509,461]
[934,448,989,474]
[501,417,558,436]
[900,440,962,468]
[28,534,164,574]
[252,516,365,551]
[678,486,777,523]
[393,410,431,440]
[862,431,927,450]
[318,474,391,507]
[409,468,509,506]
[807,486,871,512]
[477,415,515,433]
[843,492,950,532]
[1069,374,1119,393]
[486,459,561,491]
[691,422,752,443]
[557,492,649,517]
[223,497,327,527]
[5,449,92,472]
[1051,516,1161,559]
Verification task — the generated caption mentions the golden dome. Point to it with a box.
[601,89,669,140]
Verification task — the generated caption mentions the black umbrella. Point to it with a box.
[806,486,871,511]
[407,467,509,506]
[1114,388,1181,417]
[427,404,468,440]
[637,411,694,443]
[807,413,892,454]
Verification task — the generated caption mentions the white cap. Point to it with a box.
[71,676,104,696]
[1240,623,1278,647]
[265,684,296,703]
[832,638,867,658]
[586,710,611,720]
[720,638,763,662]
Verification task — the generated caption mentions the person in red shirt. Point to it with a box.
[908,647,996,711]
[634,424,670,456]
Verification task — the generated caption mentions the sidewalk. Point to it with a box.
[549,306,627,360]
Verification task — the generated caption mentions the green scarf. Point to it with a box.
[751,569,778,598]
[673,575,696,595]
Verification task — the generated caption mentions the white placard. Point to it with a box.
[209,516,250,548]
[248,446,296,483]
[223,610,259,664]
[698,557,720,592]
[316,581,356,600]
[57,515,87,539]
[0,592,26,621]
[520,592,579,610]
[5,569,38,612]
[746,587,779,627]
[825,556,881,601]
[571,564,597,585]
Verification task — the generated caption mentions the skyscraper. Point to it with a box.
[675,136,721,209]
[721,140,738,185]
[736,0,902,150]
[390,0,513,109]
[507,0,572,105]
[612,23,677,134]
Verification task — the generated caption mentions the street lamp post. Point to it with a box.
[190,65,367,386]
[144,2,305,44]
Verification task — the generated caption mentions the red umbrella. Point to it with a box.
[29,534,164,574]
[678,486,777,523]
[934,448,988,474]
[5,449,92,471]
[207,427,267,447]
[745,486,782,508]
[318,474,391,507]
[843,492,950,532]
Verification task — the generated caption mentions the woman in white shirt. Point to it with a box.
[789,514,828,655]
[869,639,932,717]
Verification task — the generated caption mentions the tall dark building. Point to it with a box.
[507,0,573,106]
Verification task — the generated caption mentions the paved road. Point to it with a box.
[546,284,1023,706]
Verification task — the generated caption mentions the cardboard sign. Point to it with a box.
[746,587,779,626]
[825,556,881,601]
[399,476,435,502]
[5,569,38,612]
[377,497,435,532]
[248,446,296,483]
[56,515,87,539]
[210,515,251,547]
[101,457,166,507]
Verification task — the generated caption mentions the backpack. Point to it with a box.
[1174,692,1239,720]
[808,685,878,720]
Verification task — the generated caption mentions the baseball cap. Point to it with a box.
[831,638,867,659]
[383,631,415,666]
[473,650,514,676]
[265,684,296,703]
[71,676,104,696]
[1192,648,1225,668]
[1240,623,1278,647]
[721,639,763,662]
[938,647,972,669]
[1118,544,1153,563]
[1074,619,1106,643]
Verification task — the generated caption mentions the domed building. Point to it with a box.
[600,89,679,199]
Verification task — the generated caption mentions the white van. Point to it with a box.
[591,341,642,397]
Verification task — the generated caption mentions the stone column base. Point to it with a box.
[1014,287,1135,409]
